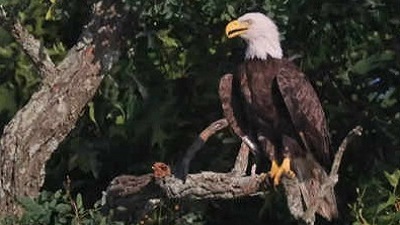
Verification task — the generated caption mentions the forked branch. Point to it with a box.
[300,126,363,224]
[104,121,363,224]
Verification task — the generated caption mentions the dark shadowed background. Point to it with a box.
[0,0,399,224]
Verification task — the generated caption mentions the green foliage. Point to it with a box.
[0,0,70,128]
[350,169,400,225]
[0,0,399,224]
[0,190,123,225]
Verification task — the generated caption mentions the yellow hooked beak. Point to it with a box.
[225,20,249,38]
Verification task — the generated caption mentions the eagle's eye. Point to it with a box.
[242,19,253,26]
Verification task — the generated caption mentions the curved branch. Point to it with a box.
[174,119,228,180]
[330,125,363,177]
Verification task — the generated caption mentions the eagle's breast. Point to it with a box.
[240,59,282,129]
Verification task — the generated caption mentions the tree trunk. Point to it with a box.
[0,0,128,216]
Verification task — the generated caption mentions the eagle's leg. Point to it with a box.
[268,136,296,186]
[260,137,278,177]
[259,136,285,185]
[272,154,296,186]
[270,158,296,186]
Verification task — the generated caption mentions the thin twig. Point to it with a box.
[330,126,363,177]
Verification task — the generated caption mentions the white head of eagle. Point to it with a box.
[225,12,283,60]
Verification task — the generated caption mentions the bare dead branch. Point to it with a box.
[104,170,266,222]
[199,118,229,141]
[160,172,265,199]
[330,126,363,177]
[174,118,228,180]
[301,125,363,225]
[0,10,56,78]
[280,177,304,219]
[104,122,362,224]
[231,142,250,176]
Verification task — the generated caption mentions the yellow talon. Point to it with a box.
[268,160,280,178]
[268,158,295,186]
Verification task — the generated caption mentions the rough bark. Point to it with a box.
[104,145,266,222]
[0,0,128,215]
[104,122,362,225]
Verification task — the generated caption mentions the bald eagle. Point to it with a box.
[221,12,338,220]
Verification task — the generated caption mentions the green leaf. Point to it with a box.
[0,84,17,116]
[18,196,51,224]
[157,29,179,48]
[45,5,56,21]
[55,203,71,214]
[58,217,68,224]
[48,198,58,208]
[351,51,395,75]
[226,4,236,17]
[384,170,400,188]
[18,197,44,213]
[113,103,126,125]
[377,193,396,213]
[115,115,125,125]
[88,102,99,128]
[54,190,62,199]
[76,193,83,209]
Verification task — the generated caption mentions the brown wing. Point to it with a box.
[276,60,331,163]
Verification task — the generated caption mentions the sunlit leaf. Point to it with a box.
[384,170,400,188]
[45,5,55,21]
[157,29,179,48]
[88,102,99,127]
[351,51,395,75]
[115,115,125,125]
[76,194,83,209]
[377,194,396,213]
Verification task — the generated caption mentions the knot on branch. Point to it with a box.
[152,162,171,179]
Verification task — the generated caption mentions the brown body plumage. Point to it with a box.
[236,58,331,165]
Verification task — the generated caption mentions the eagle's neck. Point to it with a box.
[245,37,283,60]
